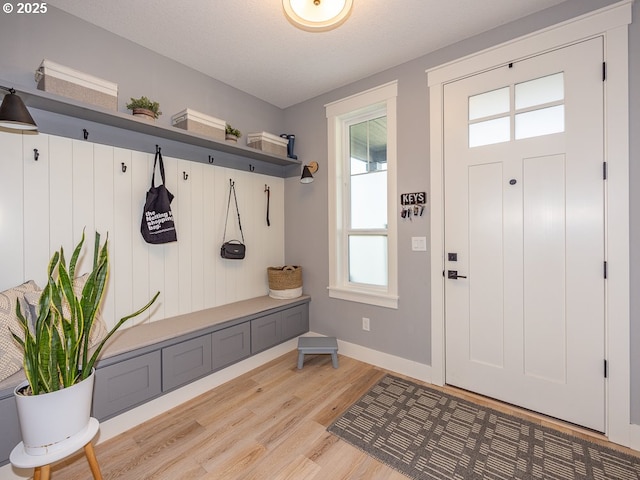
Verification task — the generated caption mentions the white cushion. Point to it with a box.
[0,281,40,383]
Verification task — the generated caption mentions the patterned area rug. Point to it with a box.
[328,375,640,479]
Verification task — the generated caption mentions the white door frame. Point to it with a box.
[427,1,634,448]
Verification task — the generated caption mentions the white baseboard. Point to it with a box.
[302,331,432,382]
[629,422,640,451]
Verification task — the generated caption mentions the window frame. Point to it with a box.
[326,81,398,309]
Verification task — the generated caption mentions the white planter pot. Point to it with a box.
[14,369,95,456]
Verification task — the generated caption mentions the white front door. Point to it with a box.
[443,37,605,431]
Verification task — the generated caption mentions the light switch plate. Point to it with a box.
[412,236,427,251]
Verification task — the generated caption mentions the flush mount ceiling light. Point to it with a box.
[283,0,353,32]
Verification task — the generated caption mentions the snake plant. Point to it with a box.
[12,231,159,395]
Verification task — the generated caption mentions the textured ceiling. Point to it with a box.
[48,0,568,109]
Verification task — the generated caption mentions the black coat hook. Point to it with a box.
[121,162,127,173]
[83,129,89,140]
[183,171,188,180]
[249,164,255,172]
[208,155,214,164]
[33,148,39,161]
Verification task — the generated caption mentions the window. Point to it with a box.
[468,72,565,147]
[326,82,398,308]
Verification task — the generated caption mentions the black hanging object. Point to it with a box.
[221,179,246,259]
[121,162,127,173]
[140,146,177,244]
[83,128,89,140]
[33,148,39,161]
[183,171,188,180]
[208,155,214,164]
[265,185,271,227]
[249,164,255,172]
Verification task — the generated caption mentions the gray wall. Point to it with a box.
[0,7,284,139]
[283,0,640,419]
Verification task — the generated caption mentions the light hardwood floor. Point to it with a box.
[49,350,637,479]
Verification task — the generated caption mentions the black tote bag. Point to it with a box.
[141,147,177,244]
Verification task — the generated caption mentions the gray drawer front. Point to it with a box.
[93,350,162,420]
[281,304,309,340]
[213,322,251,370]
[162,334,212,391]
[0,395,21,467]
[251,311,281,354]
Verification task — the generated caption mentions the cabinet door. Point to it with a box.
[162,334,212,392]
[281,304,309,340]
[0,395,21,467]
[251,311,281,354]
[93,351,162,420]
[213,322,251,370]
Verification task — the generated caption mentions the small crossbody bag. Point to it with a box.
[220,179,246,259]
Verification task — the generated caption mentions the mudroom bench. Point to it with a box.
[0,295,310,466]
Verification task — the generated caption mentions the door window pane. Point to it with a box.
[469,117,510,148]
[515,73,564,110]
[516,105,565,140]
[469,87,510,121]
[351,170,387,229]
[349,235,387,286]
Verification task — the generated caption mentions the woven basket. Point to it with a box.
[267,266,302,291]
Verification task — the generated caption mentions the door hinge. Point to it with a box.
[604,261,608,279]
[603,162,608,180]
[604,359,608,378]
[602,62,607,81]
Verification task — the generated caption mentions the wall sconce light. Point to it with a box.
[283,0,353,32]
[301,161,318,184]
[0,86,38,131]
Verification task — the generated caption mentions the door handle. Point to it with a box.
[447,270,467,279]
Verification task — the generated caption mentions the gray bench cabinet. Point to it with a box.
[213,322,251,370]
[0,296,309,467]
[251,304,309,354]
[0,396,21,466]
[93,351,162,420]
[162,334,213,392]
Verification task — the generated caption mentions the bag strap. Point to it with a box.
[223,179,245,243]
[151,145,166,188]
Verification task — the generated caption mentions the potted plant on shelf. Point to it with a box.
[126,96,162,121]
[225,123,242,143]
[11,231,159,455]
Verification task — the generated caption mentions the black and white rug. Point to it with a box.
[327,375,640,479]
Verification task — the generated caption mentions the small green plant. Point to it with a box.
[126,96,162,118]
[12,231,159,395]
[225,123,242,138]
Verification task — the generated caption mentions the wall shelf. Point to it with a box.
[1,80,301,174]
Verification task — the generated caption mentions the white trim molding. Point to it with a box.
[427,0,633,448]
[326,81,399,309]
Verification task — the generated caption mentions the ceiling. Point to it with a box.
[48,0,569,109]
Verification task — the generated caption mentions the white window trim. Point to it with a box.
[427,1,633,447]
[326,81,398,309]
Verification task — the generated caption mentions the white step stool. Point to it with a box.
[297,336,339,369]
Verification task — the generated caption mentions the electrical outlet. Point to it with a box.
[362,317,370,331]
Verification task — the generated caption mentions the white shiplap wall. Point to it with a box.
[0,131,285,329]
